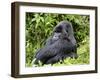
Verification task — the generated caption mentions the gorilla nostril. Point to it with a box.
[63,33,68,37]
[66,30,68,33]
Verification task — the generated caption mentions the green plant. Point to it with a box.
[25,13,89,67]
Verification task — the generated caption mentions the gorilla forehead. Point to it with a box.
[54,21,72,32]
[57,21,72,28]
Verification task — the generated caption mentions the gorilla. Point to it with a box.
[34,21,77,65]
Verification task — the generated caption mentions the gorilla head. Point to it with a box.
[46,21,76,46]
[54,21,74,34]
[53,21,73,39]
[34,21,77,65]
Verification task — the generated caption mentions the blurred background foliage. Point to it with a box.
[25,13,90,67]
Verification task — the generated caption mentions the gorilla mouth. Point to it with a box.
[63,37,70,41]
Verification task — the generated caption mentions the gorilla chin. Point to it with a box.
[34,21,78,65]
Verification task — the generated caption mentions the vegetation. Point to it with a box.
[25,13,90,67]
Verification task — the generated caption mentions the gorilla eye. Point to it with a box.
[54,26,62,33]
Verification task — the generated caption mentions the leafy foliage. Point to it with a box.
[25,13,89,67]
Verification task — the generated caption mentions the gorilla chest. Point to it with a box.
[51,40,75,52]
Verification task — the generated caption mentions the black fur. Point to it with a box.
[34,21,77,65]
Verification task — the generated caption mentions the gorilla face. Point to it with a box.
[52,21,73,41]
[53,21,76,45]
[45,21,76,46]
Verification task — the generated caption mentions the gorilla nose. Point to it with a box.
[63,33,68,37]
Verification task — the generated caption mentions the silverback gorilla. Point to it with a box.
[34,21,78,65]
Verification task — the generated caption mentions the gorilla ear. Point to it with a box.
[66,22,74,35]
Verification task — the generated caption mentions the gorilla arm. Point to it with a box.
[34,46,58,64]
[45,33,61,46]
